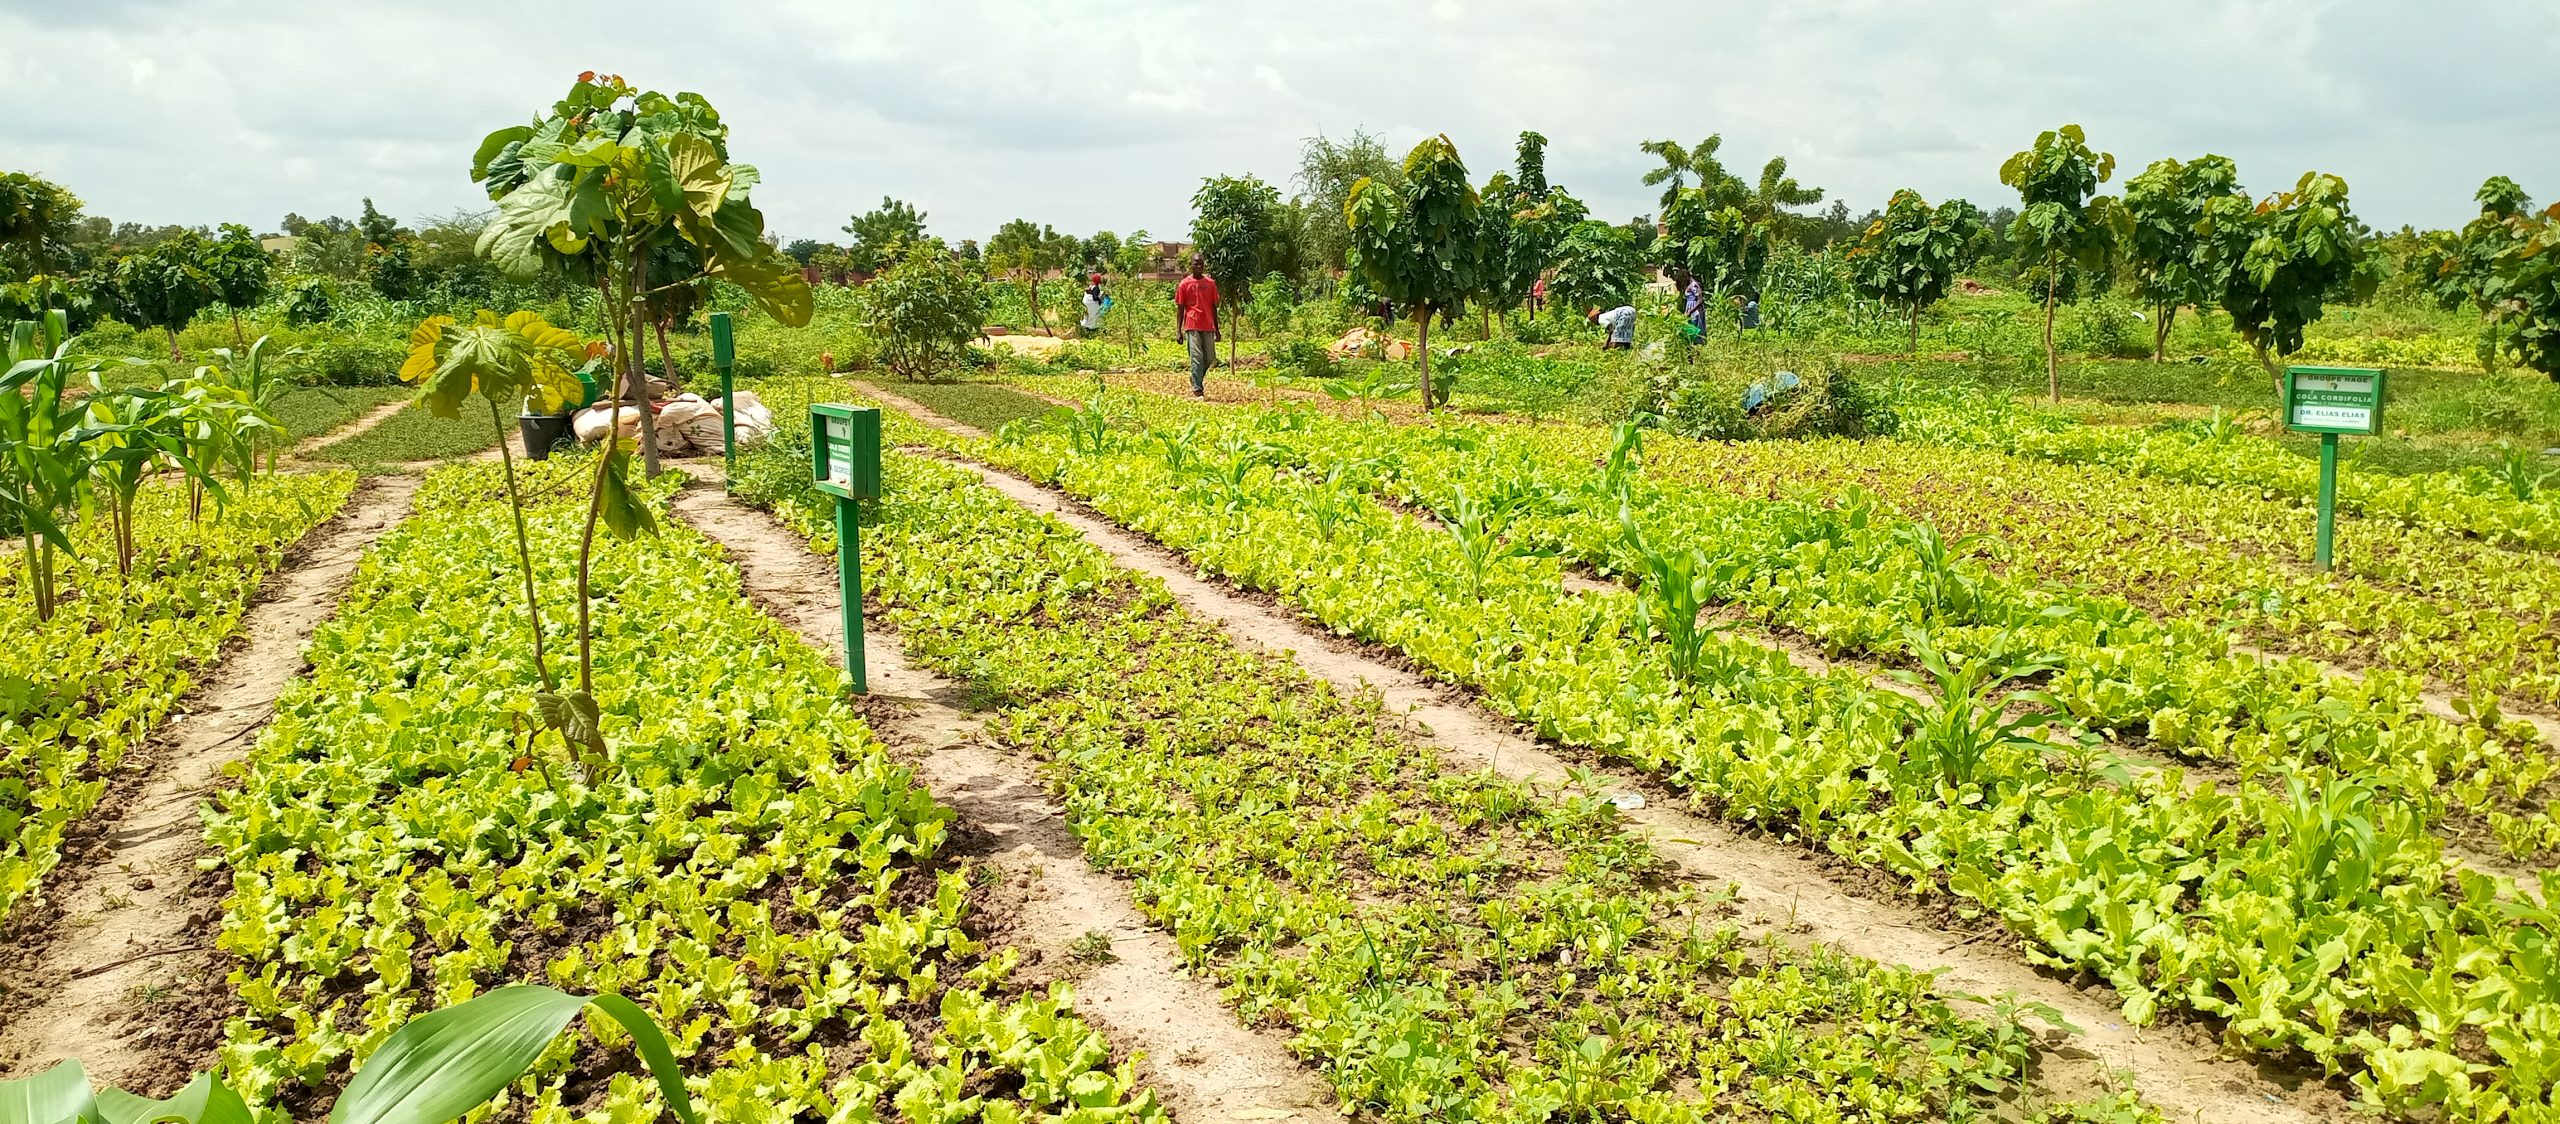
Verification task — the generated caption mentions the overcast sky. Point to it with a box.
[6,0,2556,245]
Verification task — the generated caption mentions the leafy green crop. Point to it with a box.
[206,457,1158,1123]
[891,384,2560,1121]
[728,428,2157,1123]
[0,471,352,922]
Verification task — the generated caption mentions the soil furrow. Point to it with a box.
[664,471,1332,1124]
[0,474,420,1089]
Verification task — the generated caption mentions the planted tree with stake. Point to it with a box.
[1346,134,1483,413]
[2198,171,2374,394]
[1848,189,1984,352]
[2000,124,2116,401]
[2119,155,2244,361]
[471,72,813,477]
[1189,173,1280,372]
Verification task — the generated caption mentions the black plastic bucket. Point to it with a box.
[518,412,575,461]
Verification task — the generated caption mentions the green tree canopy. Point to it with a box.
[1547,219,1644,314]
[2412,176,2536,372]
[200,223,273,347]
[1847,190,1983,352]
[2199,171,2376,391]
[114,230,219,360]
[862,243,991,380]
[2000,123,2117,400]
[2120,155,2244,361]
[1346,135,1481,410]
[1294,127,1401,273]
[843,196,926,273]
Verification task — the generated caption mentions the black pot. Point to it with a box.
[518,412,575,461]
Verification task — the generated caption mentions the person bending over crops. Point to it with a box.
[1081,272,1108,338]
[1588,304,1637,350]
[1175,254,1220,396]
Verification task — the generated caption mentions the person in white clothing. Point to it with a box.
[1587,304,1637,350]
[1079,272,1107,337]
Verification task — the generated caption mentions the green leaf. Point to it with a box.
[661,133,730,222]
[470,126,534,184]
[96,1073,253,1124]
[0,1060,97,1124]
[330,985,697,1124]
[596,448,659,541]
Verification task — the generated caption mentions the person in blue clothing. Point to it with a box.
[1586,304,1637,350]
[1682,272,1706,338]
[1740,293,1762,330]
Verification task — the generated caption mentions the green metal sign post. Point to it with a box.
[809,403,882,693]
[709,311,736,489]
[2281,365,2386,571]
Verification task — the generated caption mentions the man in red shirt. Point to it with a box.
[1173,253,1219,397]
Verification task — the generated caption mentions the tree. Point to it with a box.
[843,196,926,273]
[358,198,405,250]
[471,73,812,476]
[114,230,220,360]
[1547,219,1644,315]
[400,309,649,769]
[2000,124,2117,401]
[1847,190,1983,352]
[783,238,825,265]
[1106,228,1154,353]
[1637,136,1743,215]
[985,219,1067,332]
[1191,174,1280,372]
[1346,135,1482,412]
[2198,171,2375,393]
[1514,131,1552,202]
[0,172,82,276]
[861,243,990,380]
[1295,127,1402,273]
[1745,157,1825,242]
[2413,176,2534,373]
[2120,156,2244,361]
[1657,190,1769,304]
[199,223,272,348]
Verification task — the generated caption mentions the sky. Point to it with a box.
[5,0,2557,245]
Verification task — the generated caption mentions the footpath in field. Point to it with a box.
[845,380,2337,1124]
[669,472,1332,1123]
[0,475,418,1088]
[287,395,409,460]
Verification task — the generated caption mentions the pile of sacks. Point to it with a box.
[1326,327,1411,361]
[571,391,776,456]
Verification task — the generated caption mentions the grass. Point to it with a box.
[310,400,514,467]
[885,379,1059,431]
[270,385,407,445]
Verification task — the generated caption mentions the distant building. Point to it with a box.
[260,235,300,256]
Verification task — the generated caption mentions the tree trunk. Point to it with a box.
[1226,300,1237,376]
[2488,316,2502,376]
[229,309,246,351]
[2256,341,2282,397]
[626,253,661,478]
[166,327,183,363]
[1908,306,1920,354]
[652,317,684,449]
[489,397,558,694]
[2042,255,2060,403]
[1417,313,1433,415]
[1027,277,1042,332]
[2152,305,2172,362]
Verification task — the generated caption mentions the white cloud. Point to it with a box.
[1,0,2554,247]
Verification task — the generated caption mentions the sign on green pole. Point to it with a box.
[709,312,736,488]
[2281,365,2385,570]
[809,403,881,693]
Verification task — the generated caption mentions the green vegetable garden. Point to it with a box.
[11,64,2560,1124]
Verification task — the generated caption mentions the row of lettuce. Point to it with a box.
[0,471,355,924]
[1022,371,2560,717]
[727,389,2159,1122]
[864,379,2554,1122]
[1897,387,2560,553]
[204,459,1162,1122]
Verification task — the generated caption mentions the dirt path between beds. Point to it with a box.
[861,383,2345,1124]
[666,473,1331,1124]
[0,474,420,1091]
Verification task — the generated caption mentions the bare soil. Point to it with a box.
[665,472,1331,1123]
[869,407,2350,1124]
[0,475,420,1092]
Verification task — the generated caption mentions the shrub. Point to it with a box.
[1643,359,1898,440]
[862,246,990,379]
[1270,336,1337,378]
